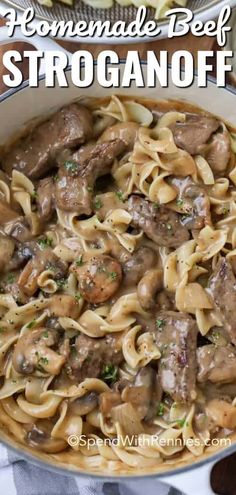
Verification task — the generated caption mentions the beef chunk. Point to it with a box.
[171,114,219,155]
[36,177,55,222]
[122,246,157,286]
[203,130,231,176]
[55,139,127,214]
[127,195,189,248]
[155,311,197,403]
[197,344,236,383]
[208,258,236,345]
[2,104,93,179]
[68,333,123,381]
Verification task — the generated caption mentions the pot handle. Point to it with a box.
[0,26,72,75]
[161,460,215,495]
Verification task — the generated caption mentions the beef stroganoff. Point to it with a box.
[0,95,235,474]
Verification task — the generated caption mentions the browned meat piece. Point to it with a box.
[171,114,219,155]
[122,246,157,287]
[55,139,126,214]
[26,421,67,453]
[68,333,123,381]
[155,311,197,403]
[2,104,93,179]
[99,122,139,151]
[203,130,231,176]
[0,199,20,224]
[18,248,68,296]
[4,215,42,242]
[6,241,37,272]
[208,258,236,345]
[170,177,211,230]
[48,295,80,319]
[197,344,236,383]
[54,172,91,215]
[71,253,122,304]
[0,235,15,272]
[36,177,55,222]
[127,195,189,248]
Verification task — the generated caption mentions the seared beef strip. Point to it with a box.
[36,177,55,222]
[55,139,127,214]
[208,257,236,345]
[2,104,93,179]
[127,195,189,248]
[154,311,197,403]
[197,344,236,383]
[122,246,158,286]
[203,130,231,176]
[68,333,123,381]
[171,114,219,155]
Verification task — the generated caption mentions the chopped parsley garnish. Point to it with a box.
[37,237,53,249]
[53,174,59,182]
[157,402,165,416]
[7,273,15,284]
[26,320,36,329]
[94,198,103,210]
[115,190,124,202]
[222,207,229,215]
[75,255,84,266]
[43,330,49,339]
[212,330,220,342]
[56,278,67,289]
[39,357,49,366]
[176,198,184,207]
[74,292,82,303]
[86,185,93,193]
[153,202,160,210]
[176,418,186,428]
[101,363,118,383]
[64,160,78,174]
[156,318,165,329]
[109,271,118,281]
[31,190,38,200]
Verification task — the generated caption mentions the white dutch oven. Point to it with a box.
[0,29,236,495]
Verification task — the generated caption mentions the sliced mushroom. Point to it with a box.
[12,327,65,376]
[69,392,98,415]
[137,268,163,310]
[71,253,122,304]
[122,246,157,287]
[26,421,67,453]
[122,366,162,420]
[0,235,15,272]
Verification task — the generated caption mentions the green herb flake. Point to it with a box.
[53,174,59,182]
[39,356,49,366]
[157,402,165,416]
[26,320,36,329]
[74,292,82,303]
[176,198,184,207]
[94,198,103,210]
[109,271,118,281]
[7,273,15,284]
[86,185,93,193]
[176,418,186,428]
[0,327,5,334]
[31,190,38,200]
[115,190,124,202]
[64,160,78,174]
[37,237,53,249]
[43,330,49,339]
[222,207,229,215]
[56,278,67,289]
[75,255,84,267]
[153,203,160,210]
[101,363,118,383]
[156,319,165,330]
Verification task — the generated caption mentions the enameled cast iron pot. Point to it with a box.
[0,29,235,495]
